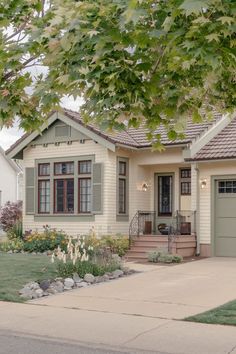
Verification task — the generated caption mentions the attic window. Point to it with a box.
[55,125,70,138]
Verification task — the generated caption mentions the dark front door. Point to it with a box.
[158,175,173,217]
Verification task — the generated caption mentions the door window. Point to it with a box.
[158,175,173,216]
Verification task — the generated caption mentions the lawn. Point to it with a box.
[0,252,57,302]
[185,300,236,326]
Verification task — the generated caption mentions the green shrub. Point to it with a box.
[147,250,183,264]
[23,226,69,253]
[7,220,23,240]
[57,259,120,278]
[0,239,24,253]
[100,235,129,257]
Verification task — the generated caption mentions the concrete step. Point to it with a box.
[131,241,169,248]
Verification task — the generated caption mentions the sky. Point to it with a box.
[0,96,83,151]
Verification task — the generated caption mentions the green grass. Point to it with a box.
[0,252,57,302]
[185,300,236,326]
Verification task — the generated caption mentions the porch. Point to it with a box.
[126,210,197,261]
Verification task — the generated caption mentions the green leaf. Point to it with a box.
[179,0,209,16]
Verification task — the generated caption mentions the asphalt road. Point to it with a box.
[0,331,163,354]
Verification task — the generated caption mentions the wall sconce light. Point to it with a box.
[142,183,148,192]
[200,179,207,189]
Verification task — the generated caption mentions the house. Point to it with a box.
[6,108,236,258]
[0,146,23,207]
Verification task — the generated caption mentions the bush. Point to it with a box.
[0,239,24,253]
[0,201,23,239]
[57,259,121,278]
[147,250,183,264]
[100,235,129,257]
[23,226,69,253]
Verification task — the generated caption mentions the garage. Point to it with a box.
[215,179,236,257]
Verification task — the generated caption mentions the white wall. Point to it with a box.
[0,153,18,207]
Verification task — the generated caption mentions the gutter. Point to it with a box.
[194,163,201,256]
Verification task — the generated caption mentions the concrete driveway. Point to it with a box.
[1,258,236,354]
[32,257,236,319]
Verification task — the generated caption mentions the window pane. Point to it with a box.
[66,180,74,213]
[79,161,92,174]
[54,162,74,175]
[119,178,126,214]
[218,180,236,194]
[158,176,172,215]
[39,163,50,176]
[79,178,91,213]
[55,180,64,212]
[181,182,191,195]
[119,161,126,176]
[181,169,191,178]
[38,180,50,213]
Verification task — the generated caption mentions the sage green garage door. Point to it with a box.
[215,180,236,257]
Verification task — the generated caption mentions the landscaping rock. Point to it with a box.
[112,269,124,278]
[84,273,95,283]
[73,273,83,284]
[50,281,64,293]
[19,288,34,300]
[64,278,74,290]
[39,280,51,291]
[76,281,89,288]
[35,289,44,298]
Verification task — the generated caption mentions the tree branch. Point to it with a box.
[3,56,38,80]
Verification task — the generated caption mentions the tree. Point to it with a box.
[1,0,236,144]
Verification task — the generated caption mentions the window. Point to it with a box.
[79,178,92,213]
[79,160,92,174]
[38,180,50,213]
[78,160,92,213]
[158,175,172,216]
[38,163,50,176]
[119,161,126,176]
[180,168,191,195]
[118,159,128,214]
[218,180,236,194]
[54,162,74,175]
[119,179,126,214]
[54,179,74,213]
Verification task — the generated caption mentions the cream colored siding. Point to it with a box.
[0,154,18,206]
[23,140,112,236]
[198,161,236,245]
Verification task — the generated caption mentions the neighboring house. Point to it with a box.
[0,146,22,208]
[6,108,236,258]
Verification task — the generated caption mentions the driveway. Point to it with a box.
[1,258,236,354]
[32,257,236,319]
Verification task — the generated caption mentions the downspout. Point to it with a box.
[194,164,201,256]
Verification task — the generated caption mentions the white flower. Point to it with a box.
[51,253,55,264]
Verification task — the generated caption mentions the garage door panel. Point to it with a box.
[216,218,236,238]
[215,237,236,257]
[216,198,236,218]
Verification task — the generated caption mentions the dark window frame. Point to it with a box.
[54,161,74,176]
[38,179,50,214]
[78,160,92,175]
[38,163,50,177]
[54,178,74,214]
[118,160,128,215]
[119,161,126,176]
[118,178,126,214]
[180,168,191,196]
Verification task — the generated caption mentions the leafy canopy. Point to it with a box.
[0,0,236,143]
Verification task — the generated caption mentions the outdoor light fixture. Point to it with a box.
[142,183,148,192]
[200,179,207,189]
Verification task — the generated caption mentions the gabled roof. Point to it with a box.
[188,117,236,162]
[0,146,22,172]
[6,107,223,159]
[64,108,221,148]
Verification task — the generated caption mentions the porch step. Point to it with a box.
[126,234,196,261]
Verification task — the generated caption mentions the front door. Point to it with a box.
[154,174,173,235]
